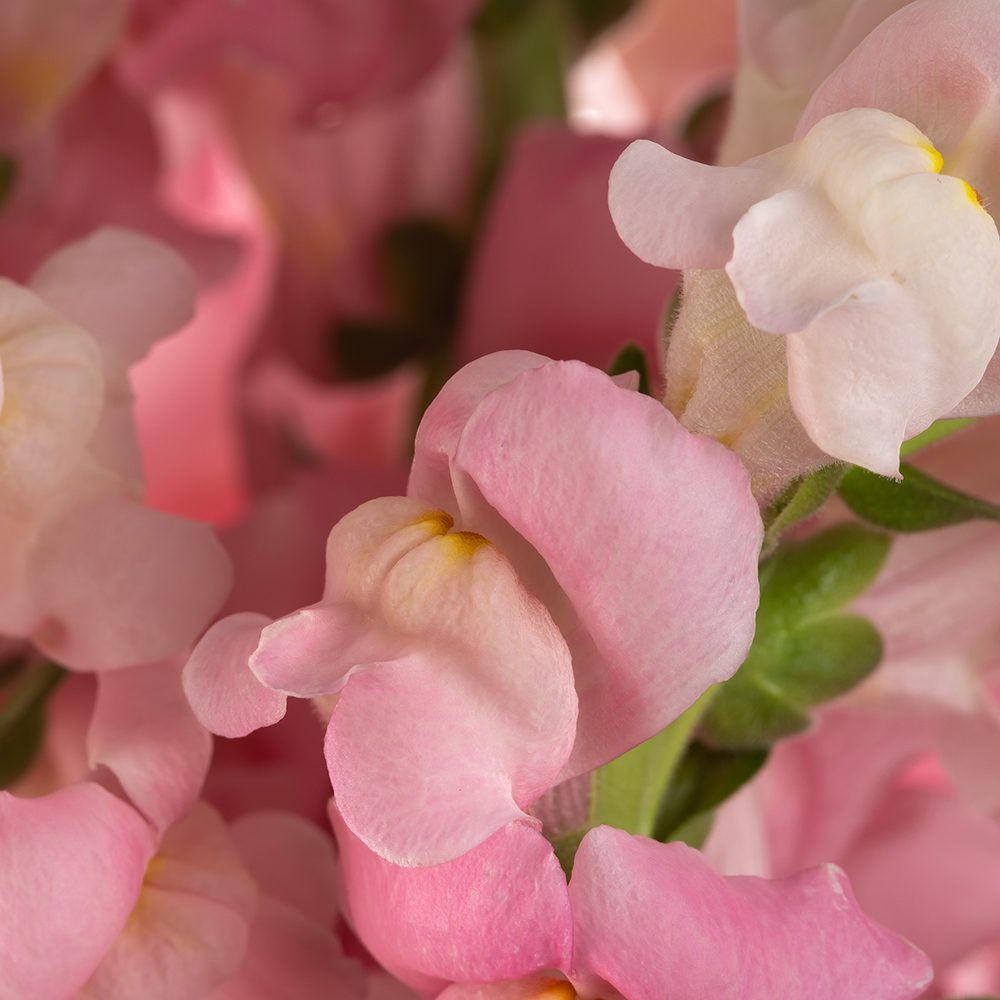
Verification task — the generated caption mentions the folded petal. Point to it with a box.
[30,494,232,670]
[0,783,155,998]
[81,803,257,1000]
[229,811,339,926]
[410,352,550,512]
[184,612,287,738]
[0,279,104,498]
[29,227,198,366]
[570,827,932,1000]
[210,897,365,1000]
[609,138,775,269]
[333,808,572,995]
[90,660,211,832]
[452,361,761,774]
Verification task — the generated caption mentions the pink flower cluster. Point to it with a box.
[0,1,998,998]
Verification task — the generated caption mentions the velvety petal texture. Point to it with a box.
[184,612,287,739]
[570,827,932,1000]
[418,354,763,776]
[0,783,156,998]
[332,808,573,997]
[259,496,579,865]
[611,105,1000,482]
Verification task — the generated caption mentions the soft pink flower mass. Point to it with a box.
[1,0,998,996]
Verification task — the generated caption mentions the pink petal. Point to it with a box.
[184,612,287,738]
[29,227,197,366]
[332,808,572,995]
[410,351,551,512]
[30,494,232,670]
[125,0,477,111]
[838,785,1000,970]
[89,660,211,832]
[570,827,932,1000]
[0,280,104,500]
[799,0,1000,193]
[0,783,155,998]
[82,803,258,999]
[458,126,675,371]
[210,897,365,1000]
[0,0,127,141]
[608,138,775,269]
[451,360,762,775]
[229,811,339,926]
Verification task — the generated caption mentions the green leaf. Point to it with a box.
[701,525,890,750]
[607,342,651,395]
[839,462,1000,533]
[762,463,845,552]
[655,742,768,843]
[566,0,635,41]
[758,523,891,627]
[0,661,65,788]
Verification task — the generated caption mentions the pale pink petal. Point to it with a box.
[229,811,338,925]
[608,138,775,269]
[184,612,287,738]
[29,227,197,365]
[250,602,396,698]
[0,783,155,998]
[458,126,675,371]
[410,351,550,512]
[89,661,211,832]
[570,827,932,1000]
[210,897,365,1000]
[125,0,477,110]
[799,0,1000,194]
[0,279,104,498]
[452,360,762,775]
[332,808,572,995]
[81,803,257,1000]
[570,0,737,135]
[727,188,878,334]
[839,785,1000,970]
[0,0,127,141]
[31,494,232,670]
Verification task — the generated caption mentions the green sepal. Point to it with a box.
[762,463,845,553]
[654,742,769,844]
[839,461,1000,533]
[0,662,65,788]
[607,342,651,396]
[701,525,890,750]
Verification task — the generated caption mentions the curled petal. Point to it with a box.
[452,360,762,775]
[0,783,155,998]
[184,613,287,738]
[90,660,211,833]
[333,808,572,995]
[570,827,932,1000]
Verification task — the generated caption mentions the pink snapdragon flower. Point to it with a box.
[0,227,231,669]
[706,705,1000,994]
[333,807,931,1000]
[569,0,737,138]
[123,0,480,118]
[0,661,364,999]
[0,0,127,145]
[611,105,1000,492]
[186,351,762,865]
